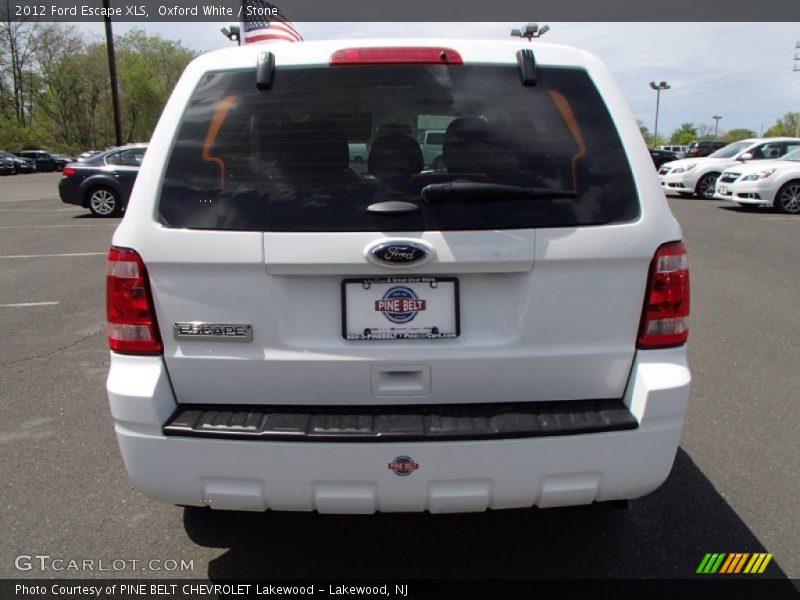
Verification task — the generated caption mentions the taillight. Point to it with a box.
[330,47,463,66]
[106,247,162,354]
[638,242,690,348]
[62,166,76,177]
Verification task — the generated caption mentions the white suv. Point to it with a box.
[657,145,687,158]
[106,40,691,513]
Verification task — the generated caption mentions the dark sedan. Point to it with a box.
[58,144,147,217]
[0,150,35,174]
[15,150,56,172]
[649,149,680,169]
[49,153,75,171]
[0,151,14,175]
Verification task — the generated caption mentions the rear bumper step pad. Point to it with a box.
[163,399,637,443]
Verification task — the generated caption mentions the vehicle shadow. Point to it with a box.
[716,205,771,215]
[71,213,121,220]
[182,448,795,582]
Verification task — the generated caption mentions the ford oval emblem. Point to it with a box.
[367,241,432,267]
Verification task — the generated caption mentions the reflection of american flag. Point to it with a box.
[242,0,303,43]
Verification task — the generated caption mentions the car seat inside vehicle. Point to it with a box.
[367,134,424,188]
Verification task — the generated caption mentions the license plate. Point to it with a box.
[719,185,727,194]
[342,277,459,340]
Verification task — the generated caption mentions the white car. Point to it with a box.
[658,137,800,199]
[106,39,691,513]
[714,147,800,213]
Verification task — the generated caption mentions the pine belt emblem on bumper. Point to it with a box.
[173,323,253,342]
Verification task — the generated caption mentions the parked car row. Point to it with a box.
[0,149,76,174]
[649,141,728,167]
[0,150,37,175]
[657,137,800,200]
[3,143,149,217]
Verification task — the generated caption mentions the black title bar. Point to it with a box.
[1,0,799,22]
[4,579,800,600]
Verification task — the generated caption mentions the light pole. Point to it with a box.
[649,81,670,148]
[103,0,123,147]
[712,115,722,140]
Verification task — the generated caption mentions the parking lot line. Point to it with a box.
[0,252,106,259]
[0,224,116,229]
[762,216,800,220]
[0,208,84,212]
[0,198,61,203]
[0,301,59,308]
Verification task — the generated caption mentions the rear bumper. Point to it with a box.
[107,348,690,513]
[163,398,638,442]
[58,179,83,206]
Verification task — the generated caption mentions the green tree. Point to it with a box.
[669,123,697,145]
[29,25,196,152]
[0,112,47,149]
[764,112,800,137]
[637,119,651,144]
[0,18,39,125]
[115,29,196,143]
[117,51,163,142]
[33,26,113,150]
[722,128,756,142]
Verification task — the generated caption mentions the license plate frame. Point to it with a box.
[341,276,460,341]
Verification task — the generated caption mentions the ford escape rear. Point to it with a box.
[107,40,690,513]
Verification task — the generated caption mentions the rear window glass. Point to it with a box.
[159,64,638,231]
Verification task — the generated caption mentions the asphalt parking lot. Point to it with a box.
[1,173,799,583]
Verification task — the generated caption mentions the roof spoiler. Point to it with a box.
[516,48,537,86]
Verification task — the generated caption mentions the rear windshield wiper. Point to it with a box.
[421,181,577,204]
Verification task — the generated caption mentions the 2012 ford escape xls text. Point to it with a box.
[106,40,690,513]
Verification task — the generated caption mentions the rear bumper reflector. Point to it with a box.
[163,400,637,443]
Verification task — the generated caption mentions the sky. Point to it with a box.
[75,21,800,140]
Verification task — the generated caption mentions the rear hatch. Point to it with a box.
[130,43,665,407]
